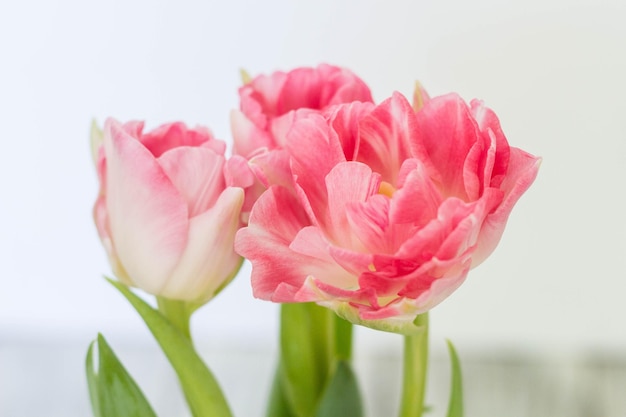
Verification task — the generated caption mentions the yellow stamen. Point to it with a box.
[378,181,396,197]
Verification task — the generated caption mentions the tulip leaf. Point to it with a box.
[85,334,157,417]
[445,339,464,417]
[314,360,363,417]
[265,362,297,417]
[107,278,232,417]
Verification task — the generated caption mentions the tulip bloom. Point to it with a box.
[236,91,540,333]
[229,64,374,222]
[93,119,245,303]
[231,63,373,158]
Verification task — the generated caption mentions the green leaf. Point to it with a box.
[265,361,297,417]
[85,334,157,417]
[314,361,363,417]
[107,278,232,417]
[445,340,464,417]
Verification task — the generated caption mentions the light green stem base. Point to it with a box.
[157,297,194,341]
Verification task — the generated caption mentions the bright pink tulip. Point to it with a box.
[93,119,245,302]
[229,64,374,222]
[236,90,540,334]
[231,63,373,159]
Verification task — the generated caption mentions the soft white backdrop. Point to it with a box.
[1,0,625,415]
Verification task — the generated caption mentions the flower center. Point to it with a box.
[378,181,396,197]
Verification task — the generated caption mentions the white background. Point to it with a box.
[1,0,626,415]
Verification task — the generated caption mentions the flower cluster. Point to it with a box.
[89,64,540,417]
[93,64,539,331]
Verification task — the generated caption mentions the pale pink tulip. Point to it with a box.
[236,90,540,334]
[93,119,245,302]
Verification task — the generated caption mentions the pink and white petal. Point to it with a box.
[230,109,276,157]
[104,119,188,294]
[249,149,294,191]
[254,185,310,241]
[140,122,214,158]
[325,162,381,247]
[290,226,358,289]
[325,65,374,105]
[394,197,478,263]
[471,100,510,189]
[287,112,347,225]
[160,187,244,301]
[390,161,443,227]
[433,189,504,262]
[158,147,226,218]
[345,193,390,254]
[277,67,323,113]
[415,94,481,200]
[327,245,374,277]
[472,150,541,266]
[93,193,132,285]
[269,110,317,149]
[326,101,376,161]
[245,71,288,120]
[238,226,335,302]
[357,92,418,184]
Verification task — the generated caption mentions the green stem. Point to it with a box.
[157,297,193,341]
[399,313,429,417]
[334,314,353,361]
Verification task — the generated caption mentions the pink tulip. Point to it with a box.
[236,90,540,333]
[231,63,373,159]
[229,64,374,222]
[93,119,245,302]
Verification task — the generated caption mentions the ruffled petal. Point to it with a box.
[324,161,381,247]
[140,122,216,158]
[158,147,226,218]
[472,149,541,266]
[235,186,314,301]
[230,109,275,157]
[161,187,244,301]
[325,101,375,161]
[287,112,347,227]
[415,94,481,200]
[357,92,418,185]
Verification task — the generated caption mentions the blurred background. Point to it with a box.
[1,0,625,416]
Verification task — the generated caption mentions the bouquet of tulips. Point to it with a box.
[87,64,540,417]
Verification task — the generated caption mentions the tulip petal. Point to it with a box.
[230,109,275,157]
[416,94,481,200]
[471,100,511,190]
[140,122,217,158]
[158,147,226,218]
[236,186,315,301]
[358,92,418,185]
[325,162,381,247]
[390,160,443,227]
[161,187,244,301]
[472,149,541,266]
[326,101,375,161]
[104,119,188,294]
[287,112,347,227]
